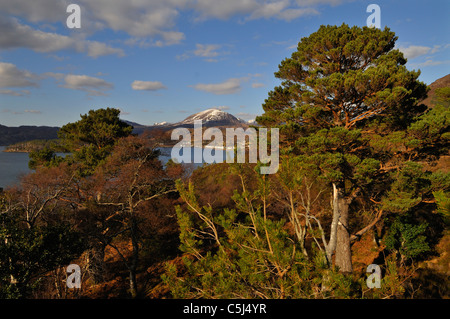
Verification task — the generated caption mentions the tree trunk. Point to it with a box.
[129,213,139,298]
[326,183,340,265]
[129,268,138,298]
[335,193,353,273]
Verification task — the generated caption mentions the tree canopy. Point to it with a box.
[1,25,449,300]
[256,23,432,272]
[57,108,133,175]
[257,24,427,135]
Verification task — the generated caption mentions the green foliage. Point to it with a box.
[58,108,132,149]
[28,147,64,170]
[385,215,430,261]
[363,254,407,299]
[382,162,449,215]
[256,23,431,220]
[382,162,429,213]
[0,214,85,298]
[57,108,132,175]
[354,158,380,185]
[2,23,448,299]
[434,190,450,226]
[407,87,450,157]
[164,173,362,299]
[257,24,426,132]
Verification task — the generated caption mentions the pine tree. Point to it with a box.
[256,24,428,272]
[58,108,133,175]
[164,165,361,298]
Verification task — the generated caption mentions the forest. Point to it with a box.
[0,24,449,299]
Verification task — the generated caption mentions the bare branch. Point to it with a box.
[350,209,383,244]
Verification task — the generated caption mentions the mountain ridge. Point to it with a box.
[0,74,448,146]
[124,108,250,135]
[0,124,59,146]
[0,109,250,146]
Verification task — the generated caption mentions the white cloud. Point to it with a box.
[0,0,185,47]
[159,31,186,46]
[61,74,114,96]
[0,18,74,52]
[85,41,125,58]
[294,0,346,5]
[0,0,69,23]
[193,0,320,21]
[194,44,222,58]
[251,82,265,88]
[118,109,131,115]
[0,0,331,25]
[131,80,167,91]
[192,78,241,95]
[41,72,65,80]
[430,45,441,54]
[78,0,186,46]
[213,106,230,110]
[0,17,124,58]
[193,0,257,20]
[398,45,431,59]
[0,0,348,55]
[178,43,226,62]
[192,74,264,94]
[0,62,38,89]
[398,43,450,63]
[416,59,450,67]
[249,2,318,21]
[125,31,185,48]
[236,112,257,121]
[0,89,31,97]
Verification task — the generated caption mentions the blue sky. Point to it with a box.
[0,0,449,127]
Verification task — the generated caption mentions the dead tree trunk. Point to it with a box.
[335,194,353,272]
[326,183,340,265]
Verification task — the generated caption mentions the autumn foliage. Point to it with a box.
[1,24,449,299]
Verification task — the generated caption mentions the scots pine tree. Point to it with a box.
[58,108,133,175]
[257,24,428,272]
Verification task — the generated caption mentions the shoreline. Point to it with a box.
[2,141,242,153]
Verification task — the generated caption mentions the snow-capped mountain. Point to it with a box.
[177,108,244,127]
[123,108,249,134]
[153,121,168,126]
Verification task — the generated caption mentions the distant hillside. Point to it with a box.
[0,125,59,146]
[421,74,450,108]
[124,108,249,135]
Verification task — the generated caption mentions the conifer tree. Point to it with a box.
[257,24,428,272]
[58,108,133,175]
